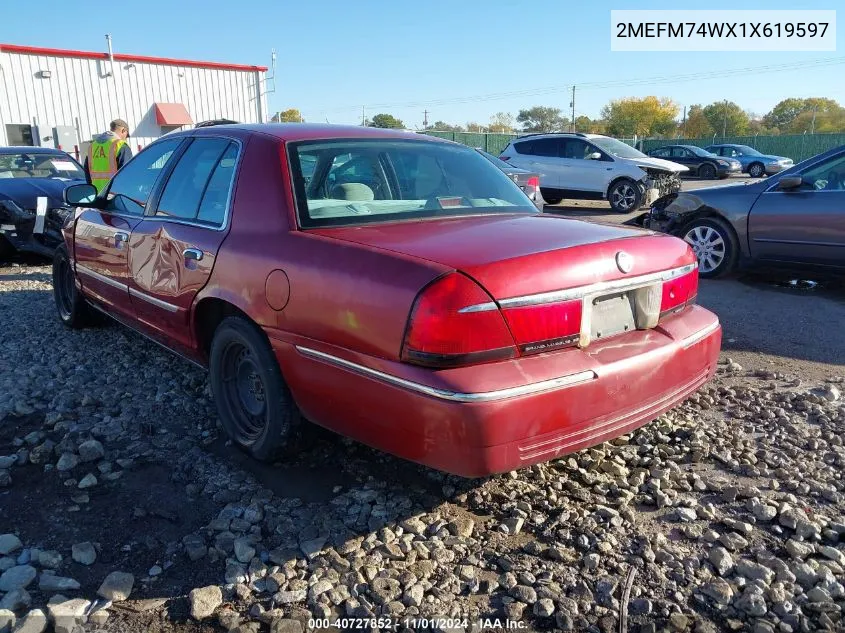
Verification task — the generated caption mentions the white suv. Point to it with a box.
[499,133,688,213]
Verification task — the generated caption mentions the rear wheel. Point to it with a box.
[52,244,94,328]
[748,162,765,178]
[209,316,301,461]
[608,179,642,213]
[540,189,562,205]
[698,163,717,180]
[681,217,738,278]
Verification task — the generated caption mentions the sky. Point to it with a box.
[2,0,843,129]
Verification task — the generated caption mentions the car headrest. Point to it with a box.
[330,183,374,201]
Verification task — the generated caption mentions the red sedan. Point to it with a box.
[53,123,721,477]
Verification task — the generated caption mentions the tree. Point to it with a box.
[516,106,568,133]
[488,112,515,133]
[465,122,486,133]
[601,97,679,137]
[681,105,712,138]
[763,98,841,132]
[272,108,303,123]
[430,121,464,132]
[369,113,404,129]
[702,101,749,137]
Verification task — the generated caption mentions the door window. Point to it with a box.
[514,138,559,157]
[671,147,692,158]
[156,138,234,223]
[105,139,182,215]
[197,144,239,226]
[797,153,845,191]
[650,147,671,158]
[561,139,592,159]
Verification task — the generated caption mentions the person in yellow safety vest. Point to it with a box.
[83,118,133,193]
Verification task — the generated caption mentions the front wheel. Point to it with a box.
[698,163,717,180]
[52,245,94,328]
[681,217,738,278]
[748,162,765,178]
[608,179,642,213]
[209,316,302,461]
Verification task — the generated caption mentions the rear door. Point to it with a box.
[73,139,183,321]
[127,137,241,351]
[510,138,561,189]
[748,151,845,266]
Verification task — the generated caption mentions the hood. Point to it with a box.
[0,178,81,210]
[629,156,689,173]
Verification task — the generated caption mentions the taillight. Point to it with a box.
[660,268,699,317]
[526,176,540,187]
[402,273,516,368]
[502,300,581,354]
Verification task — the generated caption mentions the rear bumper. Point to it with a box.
[272,305,721,477]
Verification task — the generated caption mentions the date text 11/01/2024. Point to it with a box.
[308,618,527,630]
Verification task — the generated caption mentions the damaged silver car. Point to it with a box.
[499,133,686,213]
[0,148,83,260]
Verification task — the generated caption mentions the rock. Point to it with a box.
[10,609,46,633]
[55,454,79,472]
[818,546,845,566]
[97,572,134,601]
[36,551,62,570]
[0,536,22,556]
[699,578,734,606]
[0,610,14,633]
[299,537,326,560]
[270,619,303,633]
[234,538,256,564]
[77,474,97,489]
[273,590,306,605]
[77,440,104,462]
[404,584,424,607]
[751,502,778,522]
[709,547,734,576]
[785,540,814,559]
[0,471,10,488]
[584,553,600,570]
[38,575,80,592]
[669,613,690,631]
[630,598,652,615]
[500,517,524,535]
[447,516,474,538]
[0,566,36,592]
[736,559,775,585]
[370,577,401,605]
[534,598,555,617]
[734,590,767,617]
[0,457,15,470]
[510,585,537,604]
[71,542,96,566]
[46,598,90,633]
[182,534,207,562]
[674,507,698,522]
[189,586,222,620]
[807,587,831,603]
[148,565,162,577]
[823,384,841,401]
[719,532,749,552]
[225,563,247,585]
[0,589,30,612]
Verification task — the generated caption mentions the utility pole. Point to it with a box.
[681,106,687,138]
[569,86,576,132]
[810,107,817,134]
[423,109,429,129]
[361,106,366,126]
[722,99,728,137]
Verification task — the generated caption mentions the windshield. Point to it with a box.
[734,145,762,156]
[0,152,85,181]
[589,137,647,159]
[290,139,536,228]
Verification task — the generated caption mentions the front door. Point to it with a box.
[74,138,184,321]
[748,151,845,266]
[127,137,240,351]
[558,138,611,193]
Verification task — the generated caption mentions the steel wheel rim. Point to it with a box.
[611,183,636,210]
[221,342,267,442]
[684,225,726,273]
[55,259,74,320]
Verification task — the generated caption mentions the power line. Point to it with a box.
[314,56,845,115]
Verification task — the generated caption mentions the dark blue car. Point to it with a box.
[0,147,85,259]
[704,144,793,178]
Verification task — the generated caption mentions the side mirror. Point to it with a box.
[64,183,98,206]
[588,152,602,160]
[777,175,803,191]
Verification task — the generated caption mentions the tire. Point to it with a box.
[680,216,738,279]
[209,316,302,461]
[698,163,717,180]
[52,244,94,328]
[540,189,562,205]
[748,162,765,178]
[0,236,13,262]
[608,179,642,213]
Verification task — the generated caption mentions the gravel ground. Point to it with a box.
[1,260,844,633]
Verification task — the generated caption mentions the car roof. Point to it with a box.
[175,123,443,144]
[0,146,69,154]
[514,132,603,141]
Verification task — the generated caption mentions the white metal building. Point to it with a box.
[0,42,268,158]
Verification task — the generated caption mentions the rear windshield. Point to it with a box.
[289,139,536,228]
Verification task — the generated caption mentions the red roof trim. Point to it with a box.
[0,43,268,72]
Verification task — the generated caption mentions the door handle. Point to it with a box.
[183,248,204,262]
[113,232,129,247]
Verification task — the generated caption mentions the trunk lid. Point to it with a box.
[311,213,695,300]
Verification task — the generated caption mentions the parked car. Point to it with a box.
[627,145,845,278]
[704,144,793,178]
[0,147,86,259]
[499,132,688,213]
[475,147,543,208]
[53,123,721,477]
[647,145,741,180]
